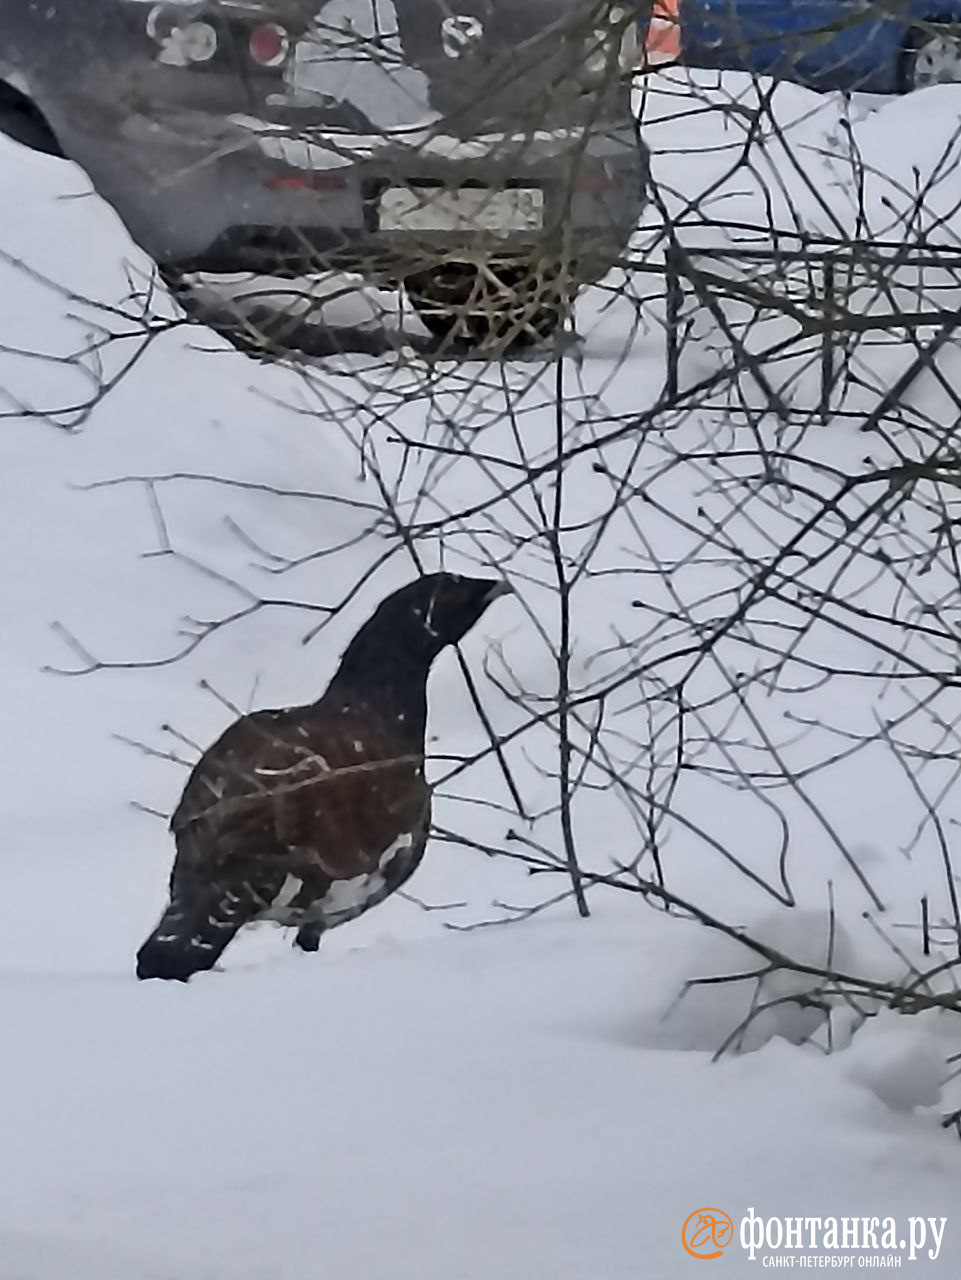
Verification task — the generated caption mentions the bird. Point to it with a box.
[136,572,512,981]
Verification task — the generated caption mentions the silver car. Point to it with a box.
[1,0,645,344]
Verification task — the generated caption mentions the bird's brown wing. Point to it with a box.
[170,707,429,885]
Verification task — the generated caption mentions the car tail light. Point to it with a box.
[582,28,613,82]
[582,5,640,84]
[177,21,218,63]
[146,6,218,65]
[575,171,617,192]
[616,8,640,69]
[265,172,349,191]
[145,5,172,43]
[249,23,290,68]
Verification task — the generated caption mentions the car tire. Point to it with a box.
[0,81,62,156]
[405,260,569,349]
[903,20,961,91]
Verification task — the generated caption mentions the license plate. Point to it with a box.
[378,186,544,234]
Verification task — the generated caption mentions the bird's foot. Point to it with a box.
[293,923,324,953]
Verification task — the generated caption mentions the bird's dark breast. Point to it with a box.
[169,705,430,929]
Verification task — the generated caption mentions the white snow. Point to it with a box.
[4,66,961,1278]
[845,1011,953,1114]
[650,906,858,1054]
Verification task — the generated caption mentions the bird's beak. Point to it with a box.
[485,580,514,602]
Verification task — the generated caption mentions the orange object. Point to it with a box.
[682,1208,735,1260]
[644,0,681,63]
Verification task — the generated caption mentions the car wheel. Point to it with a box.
[904,21,961,91]
[0,81,62,156]
[405,260,569,349]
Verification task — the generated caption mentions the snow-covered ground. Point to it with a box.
[4,70,961,1277]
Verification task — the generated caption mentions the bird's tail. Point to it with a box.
[136,891,243,982]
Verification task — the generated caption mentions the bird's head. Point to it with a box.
[326,572,514,711]
[374,572,513,658]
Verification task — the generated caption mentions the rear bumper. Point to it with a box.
[163,114,646,279]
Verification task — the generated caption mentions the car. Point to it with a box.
[642,0,961,95]
[0,0,646,346]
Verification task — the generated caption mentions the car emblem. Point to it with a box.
[441,14,484,58]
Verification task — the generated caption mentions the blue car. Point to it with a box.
[643,0,961,93]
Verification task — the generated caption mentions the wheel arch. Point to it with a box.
[899,12,961,92]
[0,77,63,157]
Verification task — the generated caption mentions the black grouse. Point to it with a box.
[136,572,512,981]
